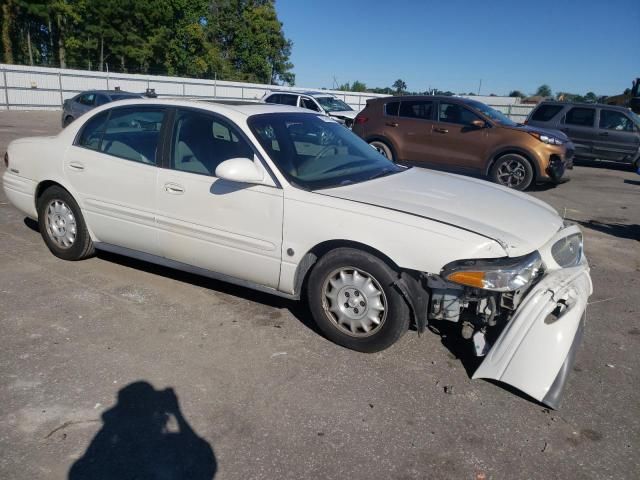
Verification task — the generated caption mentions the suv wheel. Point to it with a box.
[369,140,395,162]
[490,153,534,190]
[307,248,410,353]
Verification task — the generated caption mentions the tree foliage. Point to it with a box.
[393,78,407,94]
[509,90,524,98]
[535,84,552,97]
[0,0,295,84]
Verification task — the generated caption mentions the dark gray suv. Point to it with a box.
[526,102,640,168]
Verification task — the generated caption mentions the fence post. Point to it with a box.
[2,68,9,110]
[58,71,64,107]
[507,104,512,119]
[214,73,217,98]
[182,81,186,97]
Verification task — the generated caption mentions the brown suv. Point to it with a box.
[352,96,574,190]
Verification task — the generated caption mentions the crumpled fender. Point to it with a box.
[473,264,593,408]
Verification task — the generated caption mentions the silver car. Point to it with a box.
[61,90,143,127]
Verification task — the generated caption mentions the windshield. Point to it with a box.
[315,96,353,112]
[466,100,517,126]
[630,110,640,126]
[248,113,404,190]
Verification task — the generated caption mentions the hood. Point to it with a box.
[320,168,563,256]
[327,110,358,120]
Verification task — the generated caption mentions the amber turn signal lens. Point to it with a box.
[446,271,486,289]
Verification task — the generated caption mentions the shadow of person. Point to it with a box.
[69,381,216,480]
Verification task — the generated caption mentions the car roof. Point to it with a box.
[78,90,142,96]
[267,90,336,98]
[536,101,631,112]
[88,98,310,118]
[367,95,475,104]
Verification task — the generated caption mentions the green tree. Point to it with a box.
[509,90,524,98]
[535,84,552,97]
[393,79,407,94]
[584,91,597,103]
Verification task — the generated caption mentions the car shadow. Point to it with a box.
[95,249,321,335]
[567,218,639,241]
[68,381,216,479]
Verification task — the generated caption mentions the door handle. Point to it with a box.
[164,183,185,194]
[433,128,449,134]
[68,161,84,171]
[385,122,399,127]
[598,131,609,136]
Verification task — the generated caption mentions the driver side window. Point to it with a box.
[438,102,481,126]
[300,97,321,112]
[171,109,254,176]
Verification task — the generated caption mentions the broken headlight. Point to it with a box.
[551,232,583,267]
[442,251,543,292]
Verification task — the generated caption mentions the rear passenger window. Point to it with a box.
[76,111,109,150]
[279,94,298,106]
[385,101,400,116]
[564,108,595,127]
[100,108,166,165]
[599,110,634,132]
[531,105,563,122]
[400,100,434,120]
[171,109,254,176]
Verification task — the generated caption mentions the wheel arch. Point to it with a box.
[292,239,401,297]
[486,148,540,180]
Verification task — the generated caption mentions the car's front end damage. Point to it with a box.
[422,223,591,408]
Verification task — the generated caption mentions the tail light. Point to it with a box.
[354,115,368,125]
[3,152,8,168]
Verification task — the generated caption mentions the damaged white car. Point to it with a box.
[2,100,592,408]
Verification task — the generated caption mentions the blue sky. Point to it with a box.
[276,0,639,96]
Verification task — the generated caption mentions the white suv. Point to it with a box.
[263,91,357,127]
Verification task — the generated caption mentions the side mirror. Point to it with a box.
[471,119,486,128]
[215,157,264,184]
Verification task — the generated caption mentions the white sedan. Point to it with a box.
[2,99,592,408]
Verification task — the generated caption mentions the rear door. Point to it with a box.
[390,99,436,163]
[559,107,596,157]
[593,108,640,162]
[65,106,166,255]
[425,101,489,170]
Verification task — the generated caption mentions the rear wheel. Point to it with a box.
[307,248,410,352]
[369,140,395,162]
[37,186,94,261]
[490,153,534,190]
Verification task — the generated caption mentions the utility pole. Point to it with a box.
[477,79,482,96]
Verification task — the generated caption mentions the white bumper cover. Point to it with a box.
[473,262,593,408]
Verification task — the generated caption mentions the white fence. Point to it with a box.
[0,63,534,120]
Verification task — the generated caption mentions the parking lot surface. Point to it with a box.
[1,111,638,479]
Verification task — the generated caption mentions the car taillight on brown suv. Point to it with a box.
[352,96,573,190]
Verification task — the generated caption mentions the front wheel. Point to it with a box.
[369,140,395,162]
[307,248,410,352]
[490,153,534,190]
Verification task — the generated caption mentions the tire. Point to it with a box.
[369,140,395,162]
[307,248,410,353]
[63,115,74,127]
[37,185,94,261]
[490,153,534,191]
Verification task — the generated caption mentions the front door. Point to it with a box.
[425,101,489,171]
[64,106,166,255]
[156,108,284,288]
[593,108,640,162]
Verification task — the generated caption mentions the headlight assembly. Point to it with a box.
[528,131,565,145]
[442,251,543,292]
[551,232,583,267]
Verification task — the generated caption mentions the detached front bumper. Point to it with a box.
[473,261,592,409]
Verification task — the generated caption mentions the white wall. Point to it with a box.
[0,63,534,120]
